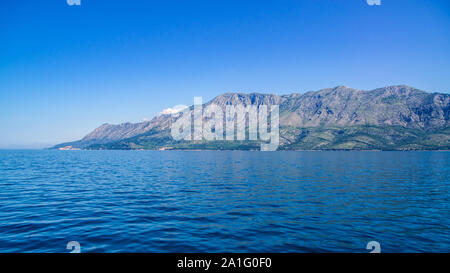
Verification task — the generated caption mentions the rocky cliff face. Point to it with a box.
[279,85,449,129]
[52,85,450,150]
[52,114,172,149]
[80,113,174,143]
[198,85,449,130]
[207,92,283,107]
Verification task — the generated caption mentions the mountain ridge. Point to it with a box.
[52,85,450,150]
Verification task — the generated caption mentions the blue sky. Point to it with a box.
[0,0,449,148]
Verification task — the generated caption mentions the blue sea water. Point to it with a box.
[0,150,448,253]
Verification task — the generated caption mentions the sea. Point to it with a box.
[0,150,448,252]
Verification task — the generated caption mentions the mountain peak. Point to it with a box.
[209,92,281,106]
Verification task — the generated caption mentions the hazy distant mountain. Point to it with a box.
[53,85,450,150]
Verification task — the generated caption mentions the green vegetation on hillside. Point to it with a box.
[280,125,450,150]
[86,125,450,151]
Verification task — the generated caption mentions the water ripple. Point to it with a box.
[0,150,449,252]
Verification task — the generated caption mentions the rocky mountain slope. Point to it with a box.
[53,85,450,150]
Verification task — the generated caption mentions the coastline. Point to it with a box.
[47,148,450,152]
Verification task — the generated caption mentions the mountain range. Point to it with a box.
[53,85,450,151]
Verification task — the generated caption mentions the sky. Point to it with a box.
[0,0,449,148]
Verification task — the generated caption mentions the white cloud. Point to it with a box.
[159,105,188,116]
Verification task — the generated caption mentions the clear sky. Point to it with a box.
[0,0,449,148]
